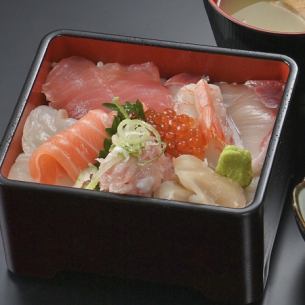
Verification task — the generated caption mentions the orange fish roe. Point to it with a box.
[145,108,206,158]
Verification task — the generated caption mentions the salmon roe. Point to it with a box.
[145,108,206,158]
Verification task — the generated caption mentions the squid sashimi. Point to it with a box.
[172,155,246,208]
[8,154,34,183]
[42,56,173,119]
[22,105,76,154]
[8,106,76,183]
[218,82,283,175]
[29,109,113,185]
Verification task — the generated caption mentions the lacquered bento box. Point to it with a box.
[0,30,298,304]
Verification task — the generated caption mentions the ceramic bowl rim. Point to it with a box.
[293,180,305,229]
[207,0,305,36]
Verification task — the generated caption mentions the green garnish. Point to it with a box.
[76,99,165,191]
[103,97,145,121]
[112,119,165,162]
[123,100,145,120]
[216,145,253,188]
[98,138,112,159]
[105,116,121,140]
[104,97,129,119]
[99,97,146,158]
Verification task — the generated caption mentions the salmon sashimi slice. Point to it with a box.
[42,57,173,119]
[29,109,113,185]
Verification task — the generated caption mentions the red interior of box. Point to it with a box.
[1,34,291,177]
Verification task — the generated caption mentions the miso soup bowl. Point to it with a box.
[203,0,305,79]
[0,30,298,305]
[293,180,305,240]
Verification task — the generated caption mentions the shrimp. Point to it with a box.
[193,80,231,149]
[173,80,234,164]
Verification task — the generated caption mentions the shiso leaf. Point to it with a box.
[99,97,146,158]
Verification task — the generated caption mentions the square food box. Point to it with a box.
[0,30,298,304]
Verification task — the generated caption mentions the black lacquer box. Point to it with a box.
[0,30,298,304]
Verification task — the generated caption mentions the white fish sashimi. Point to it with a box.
[172,83,198,118]
[8,153,33,182]
[99,153,174,196]
[22,105,76,154]
[245,80,284,109]
[164,73,203,97]
[218,83,276,175]
[8,105,76,183]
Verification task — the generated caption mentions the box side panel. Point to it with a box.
[0,184,263,304]
[262,83,296,283]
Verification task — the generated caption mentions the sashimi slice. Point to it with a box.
[98,62,174,112]
[194,80,232,147]
[164,73,202,96]
[42,57,173,119]
[22,105,76,155]
[173,155,246,208]
[97,61,160,82]
[245,80,285,109]
[219,82,278,175]
[194,81,235,167]
[8,154,34,182]
[172,83,199,118]
[9,106,77,184]
[29,109,113,185]
[173,80,233,144]
[99,153,174,196]
[43,57,115,119]
[172,80,234,166]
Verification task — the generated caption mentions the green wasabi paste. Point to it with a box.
[216,145,252,188]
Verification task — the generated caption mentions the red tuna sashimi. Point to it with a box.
[29,109,113,184]
[42,56,173,119]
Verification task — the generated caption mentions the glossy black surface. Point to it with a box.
[0,1,305,305]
